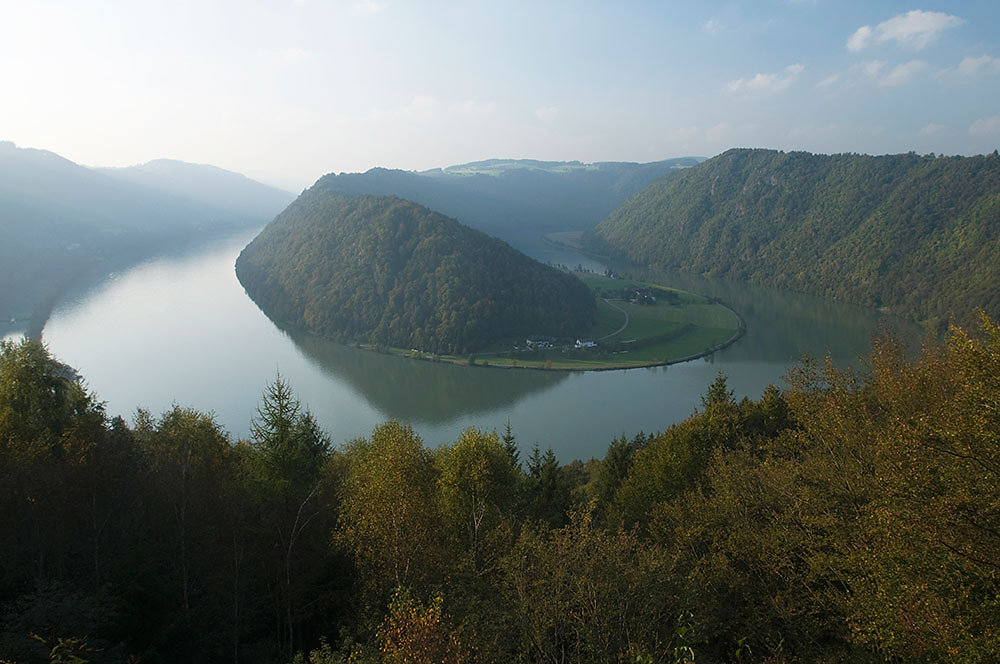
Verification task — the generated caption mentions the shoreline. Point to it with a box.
[12,225,264,342]
[354,300,747,373]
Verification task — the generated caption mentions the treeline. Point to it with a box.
[235,194,596,355]
[310,157,701,242]
[589,148,1000,331]
[3,314,1000,662]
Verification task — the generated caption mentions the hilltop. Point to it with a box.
[235,191,596,354]
[314,157,701,244]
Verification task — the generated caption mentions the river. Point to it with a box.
[32,229,920,461]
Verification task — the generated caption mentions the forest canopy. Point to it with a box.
[3,311,1000,662]
[235,192,596,354]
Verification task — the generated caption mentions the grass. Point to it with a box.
[363,274,743,371]
[466,275,743,370]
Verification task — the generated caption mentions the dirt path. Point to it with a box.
[597,299,630,340]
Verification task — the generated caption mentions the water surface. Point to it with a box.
[41,230,920,461]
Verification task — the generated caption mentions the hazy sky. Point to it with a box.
[3,1,999,189]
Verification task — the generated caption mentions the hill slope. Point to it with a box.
[314,157,701,244]
[0,141,294,327]
[235,192,596,354]
[96,158,293,220]
[589,148,1000,327]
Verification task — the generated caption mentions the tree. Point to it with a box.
[378,589,471,664]
[337,422,444,604]
[249,373,330,490]
[501,506,672,663]
[500,418,519,469]
[134,405,237,659]
[526,447,572,527]
[593,433,643,521]
[437,428,518,573]
[246,374,333,657]
[701,370,734,410]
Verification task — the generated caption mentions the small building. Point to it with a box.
[575,339,597,348]
[526,335,556,350]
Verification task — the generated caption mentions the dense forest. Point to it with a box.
[2,311,999,662]
[235,193,596,354]
[589,149,1000,331]
[0,141,292,331]
[311,157,700,243]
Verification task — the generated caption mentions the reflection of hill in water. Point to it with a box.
[284,327,568,424]
[628,266,924,363]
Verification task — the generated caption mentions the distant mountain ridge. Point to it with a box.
[589,148,1000,328]
[315,157,702,244]
[0,141,294,329]
[96,159,293,219]
[235,191,597,354]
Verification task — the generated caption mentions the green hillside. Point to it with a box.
[235,192,596,354]
[311,157,701,243]
[589,148,1000,328]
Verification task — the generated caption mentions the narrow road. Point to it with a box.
[597,299,629,340]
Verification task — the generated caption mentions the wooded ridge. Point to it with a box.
[589,148,1000,330]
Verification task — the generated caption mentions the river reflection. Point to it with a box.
[632,266,924,364]
[283,327,568,424]
[41,229,923,461]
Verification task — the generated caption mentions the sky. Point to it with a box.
[2,0,999,190]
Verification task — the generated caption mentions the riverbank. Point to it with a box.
[362,309,745,372]
[356,275,746,372]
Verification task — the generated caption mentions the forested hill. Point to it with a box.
[589,148,1000,328]
[312,157,701,242]
[235,192,596,354]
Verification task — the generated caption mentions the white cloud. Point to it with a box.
[705,122,729,143]
[277,48,307,64]
[456,99,496,115]
[970,115,1000,135]
[958,55,1000,76]
[919,122,945,135]
[354,0,386,14]
[847,25,873,52]
[727,64,804,94]
[860,60,887,79]
[261,48,308,67]
[880,60,927,87]
[855,59,926,87]
[847,10,964,51]
[535,106,559,121]
[668,126,699,142]
[704,19,722,36]
[816,73,840,89]
[369,95,436,121]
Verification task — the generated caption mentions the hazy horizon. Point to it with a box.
[4,2,999,190]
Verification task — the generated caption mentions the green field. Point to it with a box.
[367,274,743,371]
[466,274,743,370]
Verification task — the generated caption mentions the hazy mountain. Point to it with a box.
[314,157,701,244]
[588,148,1000,328]
[0,141,294,329]
[96,159,293,220]
[235,191,596,354]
